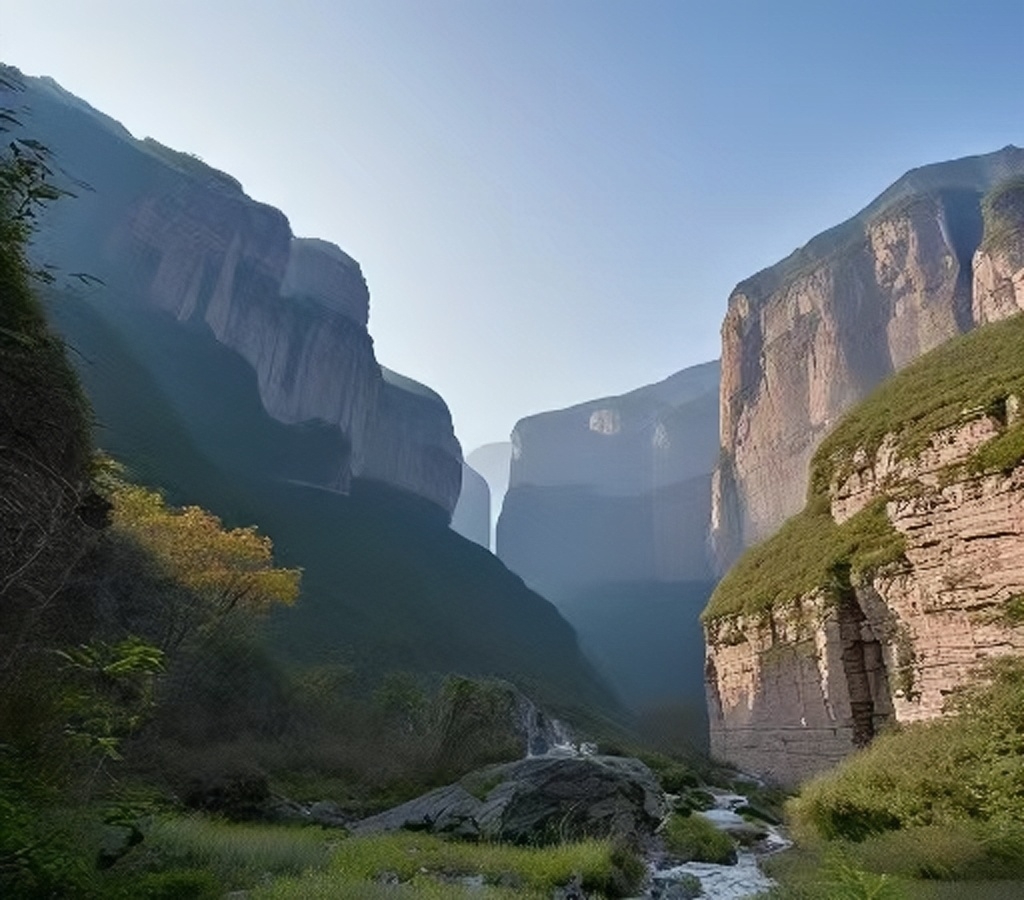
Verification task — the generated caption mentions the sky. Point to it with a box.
[3,0,1024,452]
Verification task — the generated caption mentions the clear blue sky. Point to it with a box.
[4,1,1023,452]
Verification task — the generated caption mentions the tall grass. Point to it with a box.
[146,816,333,883]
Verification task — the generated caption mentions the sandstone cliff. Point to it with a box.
[704,313,1024,785]
[712,147,1024,571]
[498,360,720,596]
[17,69,461,514]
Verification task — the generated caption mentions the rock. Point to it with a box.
[309,799,351,828]
[19,70,462,516]
[351,755,667,847]
[706,414,1024,786]
[711,147,1024,571]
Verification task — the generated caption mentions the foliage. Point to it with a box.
[703,498,904,621]
[105,476,301,645]
[791,658,1024,846]
[57,636,165,761]
[660,812,736,864]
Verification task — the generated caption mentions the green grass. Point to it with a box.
[136,818,642,899]
[144,816,334,884]
[322,832,640,896]
[661,812,736,864]
[789,658,1024,849]
[703,498,904,622]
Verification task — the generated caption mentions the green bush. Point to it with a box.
[791,658,1024,847]
[661,812,737,864]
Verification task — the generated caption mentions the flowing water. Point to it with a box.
[636,788,791,899]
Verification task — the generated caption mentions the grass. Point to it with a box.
[132,817,642,899]
[790,658,1024,844]
[144,815,334,885]
[660,812,736,864]
[703,497,904,622]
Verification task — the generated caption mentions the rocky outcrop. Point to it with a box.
[706,412,1024,786]
[711,147,1024,570]
[498,360,720,596]
[351,755,667,846]
[14,69,461,514]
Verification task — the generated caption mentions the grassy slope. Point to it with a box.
[47,291,620,723]
[705,311,1024,622]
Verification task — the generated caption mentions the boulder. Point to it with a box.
[351,755,667,846]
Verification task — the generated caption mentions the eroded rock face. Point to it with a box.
[711,147,1024,570]
[498,361,720,596]
[18,70,461,514]
[351,755,667,846]
[451,462,491,548]
[706,418,1024,786]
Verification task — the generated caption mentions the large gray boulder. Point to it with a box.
[351,755,667,846]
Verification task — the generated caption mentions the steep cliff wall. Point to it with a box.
[16,69,461,514]
[704,313,1024,785]
[712,147,1024,570]
[498,360,720,596]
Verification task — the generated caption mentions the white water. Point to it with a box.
[636,788,791,900]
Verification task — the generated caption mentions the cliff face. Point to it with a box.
[705,310,1024,785]
[497,360,720,596]
[19,71,461,514]
[712,148,1024,570]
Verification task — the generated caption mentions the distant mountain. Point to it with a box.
[451,462,491,548]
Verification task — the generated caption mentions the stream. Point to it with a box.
[634,788,791,900]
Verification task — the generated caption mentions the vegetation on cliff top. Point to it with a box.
[705,311,1024,623]
[980,174,1024,254]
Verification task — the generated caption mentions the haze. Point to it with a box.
[4,0,1023,452]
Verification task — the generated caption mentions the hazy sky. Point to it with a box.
[4,1,1024,452]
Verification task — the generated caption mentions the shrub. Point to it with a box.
[661,812,736,864]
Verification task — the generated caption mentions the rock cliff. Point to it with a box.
[712,147,1024,571]
[704,313,1024,785]
[15,69,461,514]
[498,360,720,595]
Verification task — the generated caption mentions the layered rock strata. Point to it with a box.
[712,147,1024,570]
[15,69,461,513]
[706,414,1024,786]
